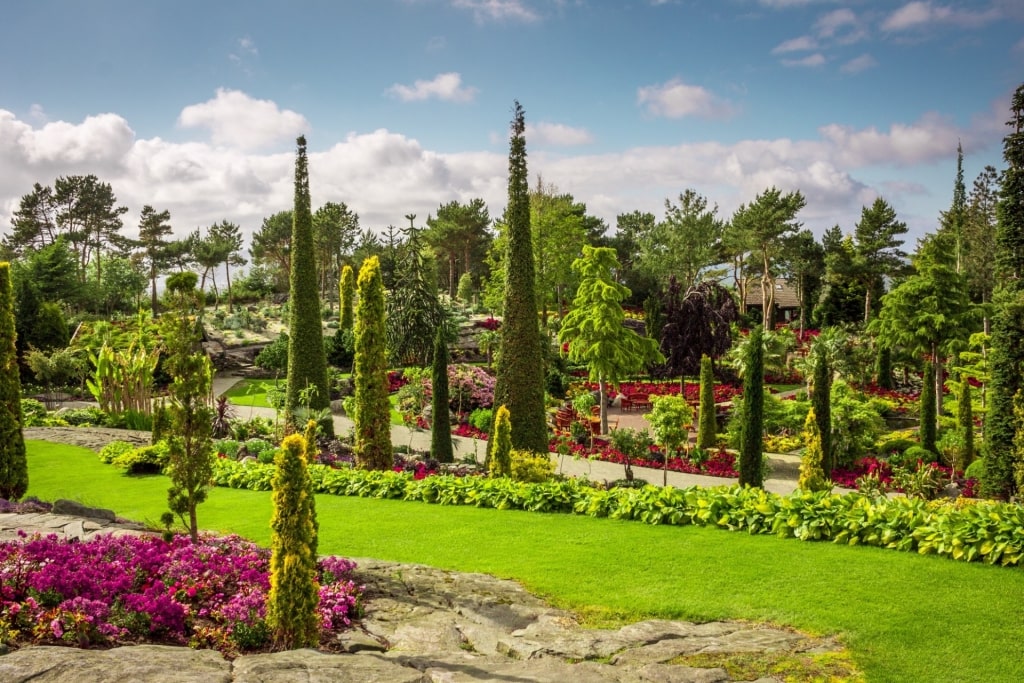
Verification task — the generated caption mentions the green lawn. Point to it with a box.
[24,440,1024,683]
[223,378,404,425]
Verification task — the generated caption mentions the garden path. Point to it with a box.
[212,375,813,495]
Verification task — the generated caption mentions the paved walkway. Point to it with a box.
[213,374,808,496]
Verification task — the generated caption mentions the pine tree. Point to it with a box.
[353,256,392,470]
[286,136,333,437]
[812,342,833,476]
[161,272,215,543]
[697,354,717,450]
[920,360,937,454]
[738,326,764,488]
[983,83,1024,499]
[0,263,27,501]
[489,405,512,477]
[875,345,893,389]
[430,328,454,463]
[958,374,974,469]
[798,407,830,493]
[339,264,355,332]
[492,102,548,454]
[266,433,320,650]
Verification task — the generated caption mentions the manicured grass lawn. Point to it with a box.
[222,378,283,409]
[223,378,404,425]
[24,440,1024,682]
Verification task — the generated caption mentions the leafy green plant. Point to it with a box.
[98,440,136,465]
[891,462,944,500]
[510,450,555,483]
[468,408,493,433]
[111,441,171,474]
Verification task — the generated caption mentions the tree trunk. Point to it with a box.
[933,342,944,423]
[150,262,159,314]
[599,377,608,435]
[225,260,234,313]
[863,286,872,324]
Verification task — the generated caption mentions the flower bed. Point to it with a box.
[553,439,739,479]
[0,532,362,655]
[574,380,741,404]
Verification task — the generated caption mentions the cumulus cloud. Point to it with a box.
[0,97,1005,252]
[525,122,593,146]
[177,89,308,150]
[451,0,539,23]
[782,53,827,67]
[840,53,878,74]
[636,79,735,119]
[387,72,478,103]
[882,1,1000,32]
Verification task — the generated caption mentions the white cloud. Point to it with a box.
[636,79,735,119]
[451,0,539,23]
[387,72,478,103]
[782,53,827,67]
[0,100,1004,255]
[758,0,837,7]
[525,122,593,146]
[882,1,1000,32]
[814,8,856,36]
[840,53,878,74]
[229,36,259,69]
[177,89,308,150]
[772,36,818,54]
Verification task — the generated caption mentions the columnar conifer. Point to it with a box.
[983,83,1024,498]
[489,405,512,477]
[353,256,392,470]
[738,326,764,488]
[492,102,548,454]
[161,272,214,543]
[430,328,454,463]
[697,355,717,450]
[286,136,333,437]
[876,345,893,389]
[812,342,832,476]
[921,360,937,454]
[958,374,974,468]
[267,433,320,650]
[0,262,27,501]
[798,407,830,492]
[339,264,355,332]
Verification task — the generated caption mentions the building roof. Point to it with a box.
[743,278,800,309]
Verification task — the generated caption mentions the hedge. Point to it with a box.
[210,459,1024,567]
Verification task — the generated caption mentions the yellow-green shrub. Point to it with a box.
[510,450,555,483]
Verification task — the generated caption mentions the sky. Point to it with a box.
[1,0,1022,256]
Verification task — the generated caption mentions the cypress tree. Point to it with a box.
[492,102,548,454]
[738,326,764,488]
[489,404,512,477]
[353,256,392,470]
[812,342,833,476]
[430,328,454,463]
[798,407,830,493]
[958,374,974,468]
[286,135,333,437]
[983,83,1024,499]
[266,433,320,650]
[300,419,320,557]
[0,263,27,502]
[875,345,893,389]
[339,264,355,332]
[697,354,717,450]
[920,360,937,454]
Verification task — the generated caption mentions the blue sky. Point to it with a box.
[1,0,1022,251]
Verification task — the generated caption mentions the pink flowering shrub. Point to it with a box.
[423,364,495,412]
[0,532,362,655]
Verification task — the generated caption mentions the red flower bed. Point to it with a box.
[474,317,501,331]
[388,370,408,393]
[551,437,739,479]
[577,380,741,404]
[856,382,919,414]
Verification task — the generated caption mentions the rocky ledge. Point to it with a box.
[0,523,847,682]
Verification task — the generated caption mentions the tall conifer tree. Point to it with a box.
[339,264,355,332]
[920,360,937,454]
[738,326,764,488]
[353,256,392,470]
[286,136,333,437]
[697,355,717,450]
[983,83,1024,499]
[812,342,832,475]
[431,327,454,463]
[492,102,548,453]
[0,263,27,501]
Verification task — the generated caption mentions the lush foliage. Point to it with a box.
[798,408,830,492]
[0,532,360,655]
[267,433,320,649]
[738,326,764,487]
[492,101,549,454]
[696,355,717,450]
[489,405,512,477]
[353,256,392,470]
[285,136,332,436]
[430,329,454,463]
[0,263,27,501]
